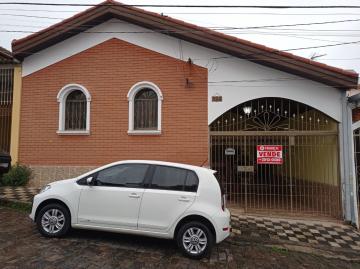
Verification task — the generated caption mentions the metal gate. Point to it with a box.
[0,67,14,153]
[210,97,341,218]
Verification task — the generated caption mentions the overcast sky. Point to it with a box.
[0,0,359,74]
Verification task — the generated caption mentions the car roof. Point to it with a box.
[108,160,214,173]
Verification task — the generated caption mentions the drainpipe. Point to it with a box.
[344,92,360,228]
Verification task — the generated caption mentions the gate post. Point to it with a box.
[340,91,359,227]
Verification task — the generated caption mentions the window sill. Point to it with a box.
[57,130,90,136]
[127,130,161,136]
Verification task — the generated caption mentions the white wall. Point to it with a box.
[22,19,343,123]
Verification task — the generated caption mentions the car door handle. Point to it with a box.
[178,197,191,202]
[129,193,140,198]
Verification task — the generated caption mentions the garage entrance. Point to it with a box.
[210,97,341,218]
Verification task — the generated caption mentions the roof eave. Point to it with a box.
[11,3,359,89]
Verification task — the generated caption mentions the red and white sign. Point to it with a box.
[257,145,283,165]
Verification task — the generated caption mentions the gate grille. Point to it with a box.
[0,67,14,153]
[210,98,341,218]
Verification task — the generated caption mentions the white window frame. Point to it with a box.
[56,83,91,135]
[127,81,163,135]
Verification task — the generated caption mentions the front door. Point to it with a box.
[77,163,150,229]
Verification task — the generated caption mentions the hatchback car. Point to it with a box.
[30,160,230,258]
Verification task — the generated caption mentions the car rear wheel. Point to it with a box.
[36,203,70,237]
[176,221,213,259]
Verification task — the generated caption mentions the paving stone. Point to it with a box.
[322,234,332,239]
[295,234,306,239]
[350,245,360,250]
[250,232,260,237]
[288,237,299,242]
[219,252,227,261]
[341,236,353,241]
[329,242,341,248]
[348,232,360,238]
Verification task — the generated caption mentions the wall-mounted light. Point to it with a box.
[243,106,252,116]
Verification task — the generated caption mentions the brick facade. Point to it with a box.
[353,107,360,123]
[20,38,208,185]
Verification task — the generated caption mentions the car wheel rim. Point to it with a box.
[182,227,207,255]
[41,209,65,234]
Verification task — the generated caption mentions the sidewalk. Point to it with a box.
[0,186,39,203]
[230,214,360,251]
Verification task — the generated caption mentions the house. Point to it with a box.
[349,85,360,220]
[10,0,359,225]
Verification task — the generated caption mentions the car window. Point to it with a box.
[184,171,199,192]
[96,164,149,187]
[151,165,187,191]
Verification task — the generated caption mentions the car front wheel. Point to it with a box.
[176,221,214,259]
[36,203,70,237]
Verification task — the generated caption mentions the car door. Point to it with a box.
[77,163,150,229]
[138,165,198,232]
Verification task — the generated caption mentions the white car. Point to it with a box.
[30,160,231,258]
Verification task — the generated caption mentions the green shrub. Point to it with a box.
[1,164,32,186]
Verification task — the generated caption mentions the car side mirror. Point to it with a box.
[86,176,95,186]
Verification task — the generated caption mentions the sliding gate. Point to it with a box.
[210,97,341,218]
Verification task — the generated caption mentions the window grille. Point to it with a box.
[134,88,158,130]
[65,90,87,130]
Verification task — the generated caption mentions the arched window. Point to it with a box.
[57,84,91,135]
[134,88,158,130]
[128,81,163,135]
[65,90,87,130]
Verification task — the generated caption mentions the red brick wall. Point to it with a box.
[353,107,360,123]
[19,38,209,167]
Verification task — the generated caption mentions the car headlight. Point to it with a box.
[40,184,51,193]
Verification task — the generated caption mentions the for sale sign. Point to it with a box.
[257,145,283,165]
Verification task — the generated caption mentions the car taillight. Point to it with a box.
[221,193,226,211]
[214,171,226,211]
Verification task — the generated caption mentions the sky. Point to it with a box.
[0,0,360,74]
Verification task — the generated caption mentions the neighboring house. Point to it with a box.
[0,47,21,157]
[10,0,359,225]
[349,85,360,221]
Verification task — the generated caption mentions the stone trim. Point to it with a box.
[29,165,96,187]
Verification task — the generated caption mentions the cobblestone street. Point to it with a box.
[1,206,360,269]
